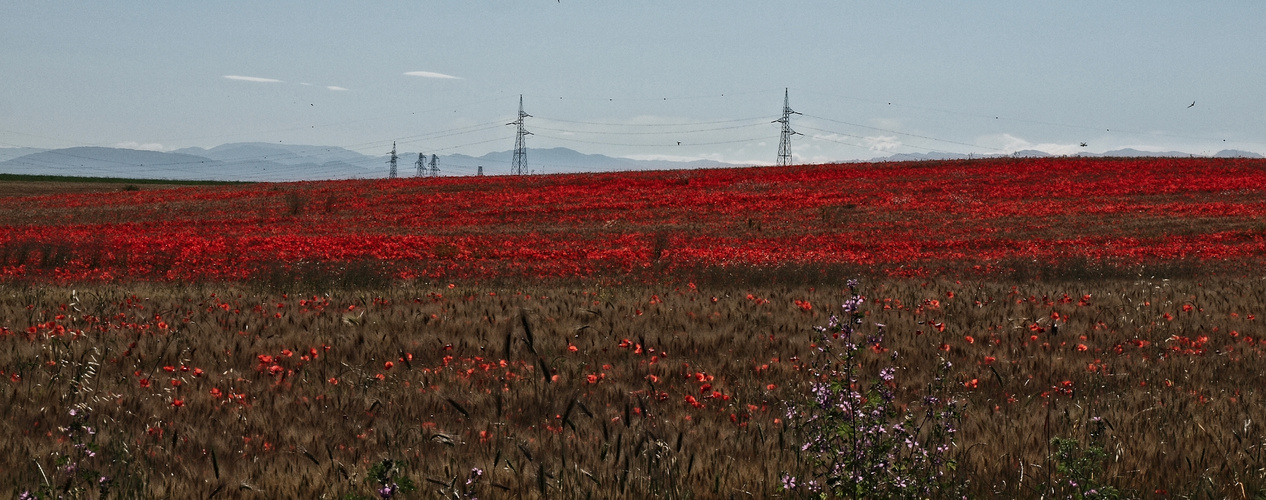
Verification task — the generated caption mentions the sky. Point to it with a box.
[2,1,1264,169]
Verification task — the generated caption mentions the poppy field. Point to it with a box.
[1,156,1264,283]
[2,156,1266,498]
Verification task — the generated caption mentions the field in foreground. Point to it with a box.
[3,278,1265,498]
[2,157,1266,498]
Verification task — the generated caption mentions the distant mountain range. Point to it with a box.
[0,143,1260,182]
[0,144,393,182]
[0,147,47,163]
[873,148,1263,162]
[0,143,741,182]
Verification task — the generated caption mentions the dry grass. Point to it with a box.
[0,181,195,199]
[1,277,1264,498]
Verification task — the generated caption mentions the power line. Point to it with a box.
[528,121,767,136]
[532,115,768,128]
[531,133,767,148]
[0,95,520,154]
[383,121,508,146]
[524,88,781,103]
[146,96,518,145]
[797,125,946,154]
[792,87,1241,146]
[801,114,1004,152]
[420,136,509,154]
[7,84,1253,174]
[9,86,1252,182]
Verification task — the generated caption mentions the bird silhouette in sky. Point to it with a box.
[1188,101,1196,108]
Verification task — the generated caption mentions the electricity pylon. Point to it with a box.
[387,142,399,179]
[508,95,531,175]
[774,88,800,167]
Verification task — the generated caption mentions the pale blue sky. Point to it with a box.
[2,1,1263,165]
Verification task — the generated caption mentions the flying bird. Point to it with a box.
[1080,142,1088,147]
[1188,101,1196,108]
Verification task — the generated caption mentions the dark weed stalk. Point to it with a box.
[784,280,965,498]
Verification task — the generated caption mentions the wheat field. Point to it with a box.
[1,275,1263,498]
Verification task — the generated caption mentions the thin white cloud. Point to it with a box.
[223,75,284,83]
[871,118,902,130]
[326,86,349,91]
[795,153,841,164]
[863,135,902,152]
[625,153,727,163]
[404,71,461,80]
[612,153,765,168]
[978,133,1032,152]
[115,141,166,151]
[808,132,902,152]
[978,133,1082,156]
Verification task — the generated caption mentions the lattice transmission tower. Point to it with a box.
[429,154,439,177]
[415,153,426,177]
[508,94,532,175]
[774,88,801,167]
[387,142,399,179]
